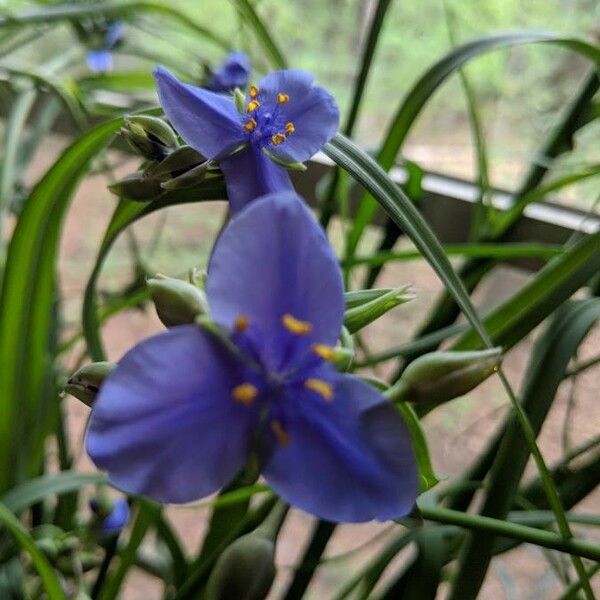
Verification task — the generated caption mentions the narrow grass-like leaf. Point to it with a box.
[0,502,66,599]
[83,183,226,361]
[0,119,122,493]
[229,0,286,68]
[347,32,600,257]
[453,233,600,351]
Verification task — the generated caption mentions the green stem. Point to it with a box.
[418,504,600,562]
[555,563,600,600]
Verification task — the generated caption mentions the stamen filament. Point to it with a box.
[271,420,291,446]
[304,378,334,401]
[282,313,312,335]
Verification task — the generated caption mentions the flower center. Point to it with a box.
[241,84,296,148]
[228,313,338,445]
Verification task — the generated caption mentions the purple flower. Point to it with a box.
[86,22,124,73]
[86,193,417,523]
[154,67,339,213]
[206,51,251,93]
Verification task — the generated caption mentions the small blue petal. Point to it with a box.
[206,193,344,370]
[263,375,418,522]
[86,326,257,503]
[219,144,293,213]
[257,69,339,163]
[207,50,251,93]
[105,22,125,48]
[154,66,246,159]
[87,50,113,73]
[94,498,130,533]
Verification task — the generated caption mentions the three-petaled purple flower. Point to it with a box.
[86,22,124,73]
[205,51,251,93]
[154,67,339,213]
[86,192,417,523]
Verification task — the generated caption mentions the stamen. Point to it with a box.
[282,313,312,335]
[234,314,249,332]
[304,378,334,401]
[243,118,257,132]
[311,343,336,361]
[271,133,286,145]
[277,92,289,104]
[271,420,290,446]
[249,84,259,99]
[285,122,295,135]
[246,100,260,113]
[232,383,258,406]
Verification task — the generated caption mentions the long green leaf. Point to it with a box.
[0,119,122,493]
[1,472,106,514]
[453,233,600,350]
[0,502,66,599]
[229,0,286,68]
[347,32,600,256]
[0,1,229,51]
[83,183,226,362]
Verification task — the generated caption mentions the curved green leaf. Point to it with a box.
[83,182,226,361]
[347,32,600,256]
[0,119,122,493]
[0,502,66,599]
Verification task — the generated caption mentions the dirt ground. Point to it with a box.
[26,134,599,599]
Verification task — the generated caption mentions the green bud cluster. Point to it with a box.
[110,115,219,201]
[65,362,116,407]
[147,275,208,327]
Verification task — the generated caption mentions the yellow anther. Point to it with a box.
[271,133,286,145]
[285,122,295,135]
[234,314,249,332]
[277,92,289,104]
[282,313,312,335]
[232,383,258,406]
[246,100,260,113]
[311,343,336,361]
[249,84,259,98]
[304,378,334,401]
[271,420,290,446]
[243,118,257,132]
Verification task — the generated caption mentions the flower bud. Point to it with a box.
[148,145,205,178]
[392,348,502,406]
[344,285,415,334]
[108,171,164,201]
[160,160,212,191]
[205,533,276,600]
[121,115,178,160]
[65,362,116,407]
[147,275,208,327]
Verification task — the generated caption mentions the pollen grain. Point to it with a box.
[282,313,312,335]
[249,84,259,98]
[285,122,295,135]
[246,100,260,113]
[243,118,257,132]
[271,133,286,145]
[311,344,336,361]
[276,92,289,104]
[234,314,250,332]
[304,378,334,401]
[232,383,258,406]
